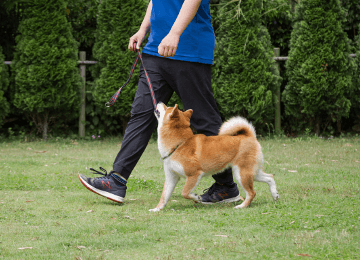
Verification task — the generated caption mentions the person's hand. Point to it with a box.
[158,33,180,57]
[128,29,147,52]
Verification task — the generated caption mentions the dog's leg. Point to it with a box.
[149,168,179,212]
[181,174,203,203]
[233,166,256,209]
[254,169,279,201]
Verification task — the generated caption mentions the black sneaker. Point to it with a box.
[78,167,127,203]
[200,182,241,204]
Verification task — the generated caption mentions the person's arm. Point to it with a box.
[158,0,202,57]
[128,0,153,52]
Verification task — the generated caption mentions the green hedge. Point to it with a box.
[349,23,360,132]
[12,0,82,140]
[262,0,292,55]
[91,0,147,135]
[0,46,10,127]
[213,0,281,132]
[283,0,355,135]
[342,0,360,133]
[342,0,360,51]
[1,0,359,138]
[66,0,99,53]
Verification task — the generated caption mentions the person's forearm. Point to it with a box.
[169,0,202,37]
[157,0,202,57]
[139,0,152,34]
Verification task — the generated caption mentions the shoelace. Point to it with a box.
[89,167,110,179]
[89,167,127,185]
[202,182,221,195]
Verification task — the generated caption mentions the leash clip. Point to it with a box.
[154,109,160,118]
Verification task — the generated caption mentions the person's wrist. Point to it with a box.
[139,26,149,35]
[168,29,181,38]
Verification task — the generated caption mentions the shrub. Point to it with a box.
[349,23,360,132]
[260,0,293,134]
[341,0,360,133]
[66,0,99,54]
[0,46,10,127]
[66,0,101,137]
[12,0,82,140]
[341,0,360,52]
[91,0,147,135]
[0,1,23,61]
[283,0,355,135]
[213,0,282,132]
[262,0,292,56]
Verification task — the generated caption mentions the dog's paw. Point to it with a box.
[273,193,280,201]
[149,208,161,212]
[189,193,202,203]
[234,204,245,209]
[271,190,280,201]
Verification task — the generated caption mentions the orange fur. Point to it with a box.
[150,103,279,211]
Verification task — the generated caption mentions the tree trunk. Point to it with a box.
[29,111,50,141]
[42,112,49,141]
[314,116,320,136]
[43,121,48,141]
[337,119,341,134]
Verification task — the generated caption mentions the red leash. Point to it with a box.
[106,43,159,117]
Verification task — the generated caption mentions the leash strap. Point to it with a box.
[106,43,159,117]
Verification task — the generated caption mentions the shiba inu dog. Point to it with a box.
[150,103,279,211]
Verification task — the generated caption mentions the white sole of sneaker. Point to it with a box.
[78,175,124,203]
[200,194,243,205]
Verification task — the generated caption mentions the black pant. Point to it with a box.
[112,54,233,183]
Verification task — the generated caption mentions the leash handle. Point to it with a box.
[105,53,139,107]
[106,43,159,117]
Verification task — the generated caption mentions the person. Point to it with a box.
[79,0,241,205]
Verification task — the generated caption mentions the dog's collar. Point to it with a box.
[161,144,181,161]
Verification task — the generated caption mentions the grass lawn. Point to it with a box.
[0,136,359,259]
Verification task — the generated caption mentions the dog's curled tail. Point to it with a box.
[219,117,256,138]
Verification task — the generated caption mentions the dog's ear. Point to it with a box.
[183,109,193,120]
[169,104,179,118]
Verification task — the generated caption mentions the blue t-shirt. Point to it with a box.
[143,0,215,64]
